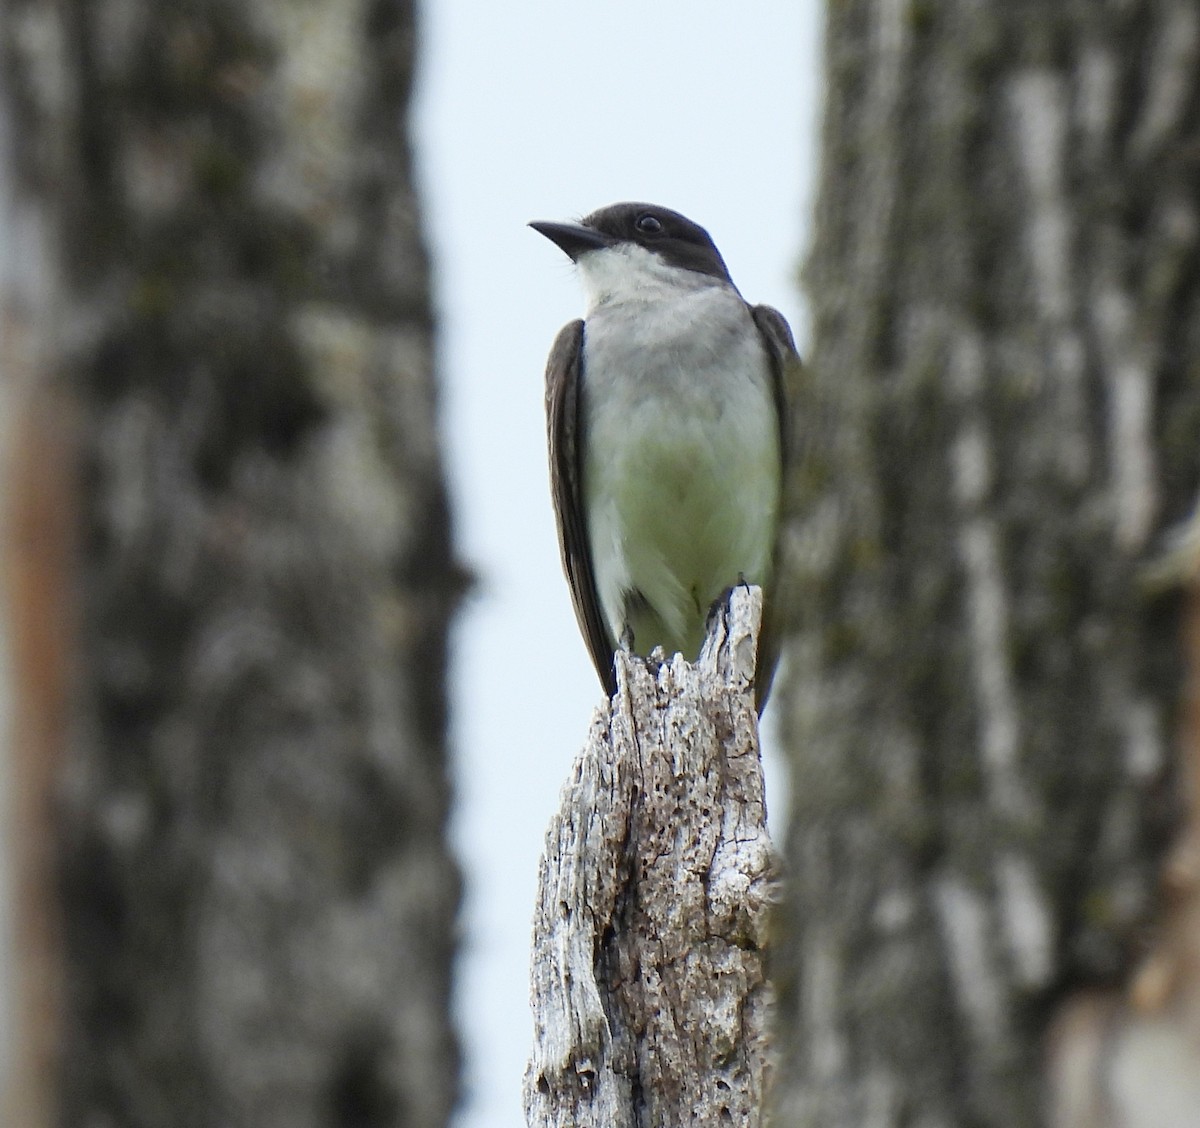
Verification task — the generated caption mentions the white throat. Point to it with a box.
[576,243,723,315]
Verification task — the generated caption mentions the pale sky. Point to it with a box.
[414,3,824,1125]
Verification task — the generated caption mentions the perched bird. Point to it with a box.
[530,202,798,711]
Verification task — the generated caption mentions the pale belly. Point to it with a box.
[581,297,780,660]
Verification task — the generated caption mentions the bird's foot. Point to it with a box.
[705,574,756,633]
[619,622,635,652]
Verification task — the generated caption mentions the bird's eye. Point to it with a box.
[635,214,664,236]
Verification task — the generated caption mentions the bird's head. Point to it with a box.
[530,202,734,310]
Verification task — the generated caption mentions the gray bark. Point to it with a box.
[525,586,776,1128]
[771,2,1200,1126]
[0,2,460,1126]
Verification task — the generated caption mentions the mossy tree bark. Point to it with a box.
[772,2,1200,1126]
[0,3,461,1126]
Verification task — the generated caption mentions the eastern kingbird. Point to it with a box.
[530,202,798,710]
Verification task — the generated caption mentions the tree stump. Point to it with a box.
[524,586,776,1128]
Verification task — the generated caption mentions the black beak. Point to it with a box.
[528,220,613,262]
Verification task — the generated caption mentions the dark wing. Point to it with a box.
[750,304,803,712]
[545,320,617,697]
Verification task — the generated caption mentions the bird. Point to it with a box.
[529,202,799,711]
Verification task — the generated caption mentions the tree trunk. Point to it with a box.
[0,3,461,1126]
[771,2,1200,1126]
[525,587,776,1128]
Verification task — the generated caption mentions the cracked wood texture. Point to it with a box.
[770,3,1200,1127]
[525,586,776,1128]
[0,2,460,1126]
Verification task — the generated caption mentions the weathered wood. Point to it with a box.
[525,586,776,1128]
[771,2,1200,1126]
